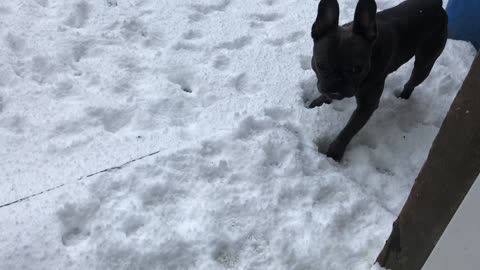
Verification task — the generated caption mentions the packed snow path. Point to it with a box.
[0,0,476,269]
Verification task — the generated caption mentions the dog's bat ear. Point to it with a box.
[312,0,339,40]
[353,0,377,41]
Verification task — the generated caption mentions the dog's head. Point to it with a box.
[311,0,377,100]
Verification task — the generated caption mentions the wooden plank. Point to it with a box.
[376,52,480,270]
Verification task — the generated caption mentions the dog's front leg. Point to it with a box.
[327,103,378,161]
[326,85,383,161]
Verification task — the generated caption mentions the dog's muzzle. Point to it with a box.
[326,92,344,100]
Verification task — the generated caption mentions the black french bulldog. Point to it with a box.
[309,0,447,161]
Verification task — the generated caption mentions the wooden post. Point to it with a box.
[376,52,480,270]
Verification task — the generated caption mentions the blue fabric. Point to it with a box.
[446,0,480,49]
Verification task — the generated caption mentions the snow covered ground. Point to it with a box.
[0,0,476,269]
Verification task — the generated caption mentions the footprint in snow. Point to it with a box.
[182,30,203,40]
[249,12,283,28]
[189,0,231,22]
[266,31,305,47]
[0,5,11,14]
[172,30,204,52]
[263,0,278,6]
[141,184,186,208]
[250,12,283,22]
[375,165,395,176]
[188,13,205,22]
[234,116,273,140]
[121,19,148,41]
[298,55,312,71]
[212,241,240,268]
[0,115,25,134]
[437,74,456,96]
[165,67,196,93]
[5,33,25,54]
[229,73,249,93]
[199,140,225,157]
[249,21,265,29]
[31,56,56,84]
[64,1,91,28]
[116,56,144,74]
[191,0,231,15]
[112,80,132,94]
[57,202,99,246]
[172,41,201,52]
[106,0,118,7]
[52,79,77,99]
[86,107,135,133]
[212,54,231,70]
[72,41,91,62]
[313,182,341,206]
[264,107,293,121]
[146,98,194,127]
[121,215,144,237]
[215,36,252,50]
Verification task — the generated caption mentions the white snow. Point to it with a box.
[0,0,476,269]
[370,264,387,270]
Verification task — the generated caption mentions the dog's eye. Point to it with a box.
[351,65,362,74]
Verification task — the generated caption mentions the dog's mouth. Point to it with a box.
[319,86,358,100]
[326,89,358,99]
[325,92,345,100]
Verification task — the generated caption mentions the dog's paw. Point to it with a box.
[394,89,411,99]
[326,142,346,162]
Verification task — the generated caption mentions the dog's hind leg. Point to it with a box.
[397,25,447,99]
[397,59,437,99]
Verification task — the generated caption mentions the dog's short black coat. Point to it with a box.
[309,0,447,161]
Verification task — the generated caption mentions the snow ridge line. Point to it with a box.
[0,148,165,209]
